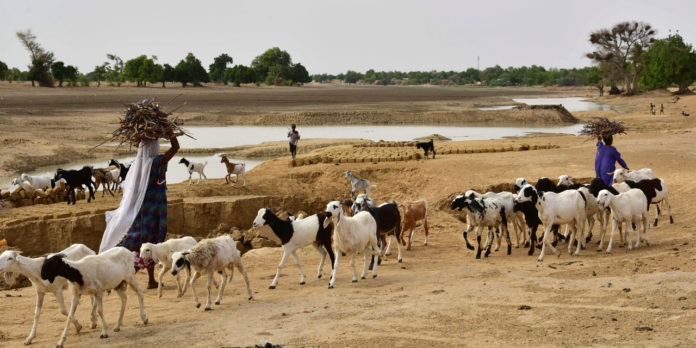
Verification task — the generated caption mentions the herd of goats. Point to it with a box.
[0,159,674,346]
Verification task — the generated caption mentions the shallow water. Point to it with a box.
[479,97,610,112]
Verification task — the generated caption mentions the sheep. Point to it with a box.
[557,175,606,247]
[54,167,96,205]
[20,173,52,191]
[613,176,673,227]
[92,167,115,197]
[464,190,526,250]
[40,247,148,348]
[416,139,436,159]
[596,189,650,253]
[139,236,198,298]
[179,158,208,185]
[400,199,429,251]
[323,201,381,289]
[516,184,586,262]
[344,171,376,198]
[220,155,246,187]
[108,159,130,183]
[171,235,252,310]
[354,199,403,267]
[252,208,334,289]
[610,168,656,183]
[0,244,96,345]
[451,194,510,259]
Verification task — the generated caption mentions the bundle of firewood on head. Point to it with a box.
[580,117,626,139]
[104,98,192,149]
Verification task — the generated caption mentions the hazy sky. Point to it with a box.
[1,0,694,74]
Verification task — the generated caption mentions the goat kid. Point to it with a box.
[220,155,247,187]
[179,158,208,185]
[139,236,198,298]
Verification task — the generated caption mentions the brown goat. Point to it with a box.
[220,155,247,186]
[400,199,429,250]
[92,167,114,197]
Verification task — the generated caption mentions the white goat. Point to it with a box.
[324,201,381,288]
[139,236,197,298]
[557,175,607,248]
[596,189,650,253]
[252,208,334,289]
[344,171,376,198]
[12,177,35,195]
[0,244,96,345]
[108,168,121,190]
[178,158,208,185]
[611,168,656,183]
[40,247,148,348]
[20,173,53,191]
[171,236,252,310]
[516,185,585,261]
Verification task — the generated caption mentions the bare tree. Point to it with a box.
[16,29,54,87]
[586,21,655,95]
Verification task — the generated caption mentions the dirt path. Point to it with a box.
[0,90,695,347]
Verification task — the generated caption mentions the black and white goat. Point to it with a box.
[139,236,198,298]
[516,184,586,261]
[0,244,96,345]
[54,167,96,205]
[252,208,334,289]
[108,159,130,183]
[352,197,403,266]
[416,139,436,159]
[41,247,148,348]
[179,158,208,185]
[451,194,510,259]
[613,177,673,227]
[344,171,375,198]
[464,190,526,250]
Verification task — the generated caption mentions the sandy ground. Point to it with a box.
[1,87,696,347]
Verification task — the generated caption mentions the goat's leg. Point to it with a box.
[484,228,494,258]
[474,225,483,259]
[188,172,193,185]
[665,194,674,225]
[626,219,635,251]
[24,290,44,345]
[462,224,475,250]
[573,222,583,256]
[95,293,109,339]
[235,262,253,300]
[242,172,246,187]
[642,213,650,246]
[313,243,327,279]
[114,287,127,332]
[352,254,360,282]
[384,235,392,256]
[328,249,340,289]
[214,268,228,306]
[157,263,168,298]
[190,271,201,308]
[606,219,618,253]
[395,226,403,262]
[204,272,215,310]
[504,225,512,255]
[57,293,80,348]
[180,268,192,298]
[127,276,148,324]
[269,250,290,289]
[527,224,538,256]
[175,271,183,298]
[291,250,307,285]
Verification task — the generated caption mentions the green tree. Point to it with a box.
[288,63,311,84]
[642,33,696,94]
[343,70,362,84]
[7,68,21,83]
[52,61,71,87]
[175,53,209,87]
[123,55,159,86]
[106,53,124,86]
[91,63,108,87]
[156,63,175,88]
[16,29,54,87]
[0,61,7,80]
[224,65,256,86]
[208,53,233,84]
[587,21,656,95]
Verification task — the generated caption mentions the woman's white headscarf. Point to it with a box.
[99,140,160,253]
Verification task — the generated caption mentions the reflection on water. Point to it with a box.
[479,97,610,112]
[178,124,583,149]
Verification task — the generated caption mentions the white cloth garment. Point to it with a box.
[99,140,160,253]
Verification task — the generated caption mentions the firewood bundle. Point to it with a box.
[580,117,626,138]
[105,98,192,148]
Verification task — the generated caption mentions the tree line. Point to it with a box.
[0,30,311,88]
[1,24,695,94]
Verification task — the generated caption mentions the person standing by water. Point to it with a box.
[595,134,628,186]
[660,104,664,115]
[288,123,300,160]
[99,131,180,289]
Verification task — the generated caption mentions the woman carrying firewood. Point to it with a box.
[595,134,628,186]
[99,130,180,289]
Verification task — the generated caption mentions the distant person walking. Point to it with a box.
[660,104,664,115]
[595,135,628,186]
[649,102,654,114]
[287,124,300,160]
